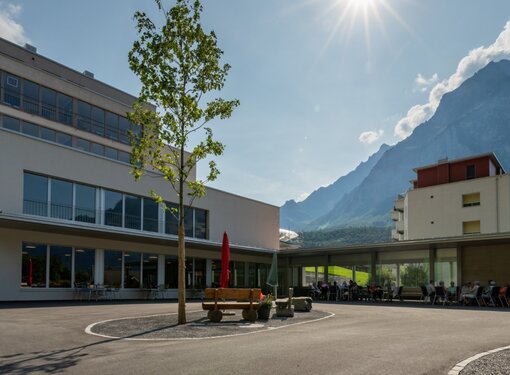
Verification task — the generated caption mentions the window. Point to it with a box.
[463,193,480,207]
[22,80,39,114]
[466,165,476,180]
[104,250,122,288]
[23,173,48,216]
[21,121,39,137]
[117,151,130,164]
[165,203,178,235]
[3,73,20,107]
[142,254,158,288]
[234,262,245,287]
[3,115,20,131]
[105,112,119,141]
[463,220,480,234]
[40,127,56,142]
[74,138,90,152]
[211,259,222,287]
[21,243,47,287]
[74,248,95,285]
[105,147,118,160]
[184,207,193,237]
[50,179,73,220]
[57,93,73,125]
[194,208,208,239]
[124,252,141,288]
[91,106,105,136]
[124,195,141,230]
[104,190,123,227]
[77,101,91,132]
[41,87,57,121]
[56,131,72,147]
[143,198,159,232]
[165,255,178,288]
[75,184,96,223]
[49,246,72,288]
[119,117,131,144]
[90,142,105,156]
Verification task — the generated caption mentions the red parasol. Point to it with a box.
[219,231,230,288]
[28,258,33,287]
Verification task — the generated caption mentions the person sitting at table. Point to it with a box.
[447,281,457,302]
[426,280,436,303]
[368,284,383,301]
[499,283,509,305]
[462,281,480,305]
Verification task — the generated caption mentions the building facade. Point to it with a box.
[0,38,279,301]
[392,153,509,241]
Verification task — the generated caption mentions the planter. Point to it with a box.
[257,304,272,320]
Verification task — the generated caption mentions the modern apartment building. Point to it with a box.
[0,38,279,301]
[392,153,508,241]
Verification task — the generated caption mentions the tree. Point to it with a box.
[128,0,239,325]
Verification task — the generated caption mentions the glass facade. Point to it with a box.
[104,250,122,288]
[0,114,130,164]
[0,70,140,145]
[21,243,47,287]
[74,249,95,285]
[143,198,159,232]
[49,246,72,288]
[165,255,178,288]
[124,252,141,288]
[50,179,73,220]
[23,173,48,216]
[142,254,158,288]
[104,190,123,227]
[124,195,141,230]
[75,184,96,223]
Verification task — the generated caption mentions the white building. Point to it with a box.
[392,153,508,241]
[0,38,279,301]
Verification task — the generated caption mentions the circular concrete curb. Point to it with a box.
[85,310,335,341]
[448,344,510,375]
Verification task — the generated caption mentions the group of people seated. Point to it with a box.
[424,279,510,306]
[309,280,399,302]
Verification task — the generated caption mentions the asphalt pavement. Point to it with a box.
[1,301,509,375]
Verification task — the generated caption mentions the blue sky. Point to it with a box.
[2,0,510,206]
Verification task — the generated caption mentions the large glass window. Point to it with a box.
[21,243,47,287]
[165,203,179,235]
[194,208,207,239]
[124,195,141,230]
[118,151,130,164]
[104,190,123,227]
[234,262,245,287]
[74,248,95,285]
[435,248,457,286]
[142,253,158,288]
[77,101,91,132]
[57,93,73,125]
[56,131,72,147]
[105,112,119,141]
[104,250,122,288]
[91,106,105,136]
[211,259,222,287]
[40,127,56,142]
[21,121,39,137]
[194,258,206,289]
[124,251,141,288]
[165,255,178,288]
[184,208,193,237]
[327,265,353,285]
[22,80,39,114]
[119,117,131,144]
[23,173,48,216]
[50,178,73,220]
[41,87,57,121]
[90,142,105,156]
[3,72,20,107]
[49,246,72,288]
[2,115,20,131]
[75,184,96,223]
[74,138,90,152]
[143,198,159,232]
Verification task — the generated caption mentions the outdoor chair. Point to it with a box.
[464,286,485,307]
[484,286,501,307]
[500,287,510,307]
[433,286,447,305]
[385,286,403,302]
[329,288,338,301]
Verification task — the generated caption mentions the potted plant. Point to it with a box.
[257,293,273,320]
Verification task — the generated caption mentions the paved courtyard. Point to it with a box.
[0,301,509,374]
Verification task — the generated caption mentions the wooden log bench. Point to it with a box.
[202,288,261,322]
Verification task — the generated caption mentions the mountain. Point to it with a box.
[280,143,390,230]
[311,60,510,229]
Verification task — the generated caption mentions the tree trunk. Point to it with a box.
[177,223,186,325]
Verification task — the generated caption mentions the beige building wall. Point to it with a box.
[461,244,510,284]
[405,175,510,240]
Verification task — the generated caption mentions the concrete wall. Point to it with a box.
[406,175,510,240]
[461,244,510,285]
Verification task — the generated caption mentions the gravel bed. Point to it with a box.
[89,309,332,340]
[461,349,510,375]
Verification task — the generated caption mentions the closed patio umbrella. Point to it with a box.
[220,231,230,288]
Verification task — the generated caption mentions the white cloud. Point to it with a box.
[359,129,384,144]
[0,2,30,45]
[394,21,510,139]
[414,73,438,92]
